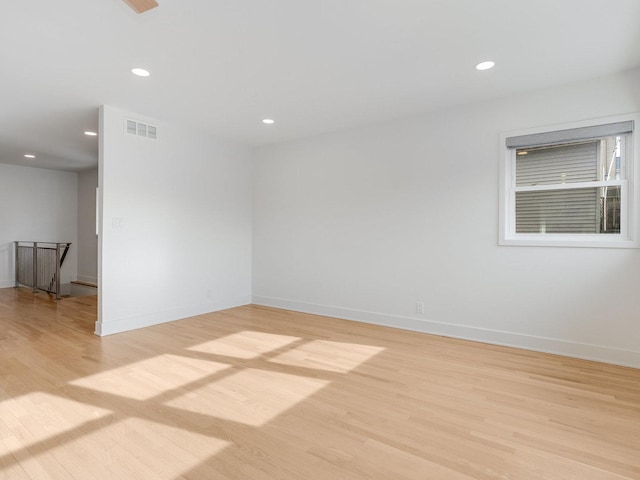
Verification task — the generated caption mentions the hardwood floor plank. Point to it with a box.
[0,287,639,479]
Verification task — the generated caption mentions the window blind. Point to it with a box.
[506,120,633,149]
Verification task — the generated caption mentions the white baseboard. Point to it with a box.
[0,280,15,289]
[70,283,97,297]
[252,295,640,369]
[95,295,252,336]
[76,275,98,285]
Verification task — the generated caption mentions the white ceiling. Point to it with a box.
[1,0,639,171]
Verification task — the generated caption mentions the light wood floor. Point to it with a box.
[1,287,639,479]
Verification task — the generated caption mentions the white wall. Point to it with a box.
[97,106,253,335]
[77,168,98,284]
[253,68,640,368]
[0,164,78,288]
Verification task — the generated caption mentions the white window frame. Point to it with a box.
[499,113,640,248]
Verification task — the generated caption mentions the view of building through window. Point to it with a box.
[514,136,623,234]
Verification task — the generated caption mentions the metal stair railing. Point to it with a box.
[14,241,72,300]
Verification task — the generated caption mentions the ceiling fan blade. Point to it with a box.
[123,0,159,14]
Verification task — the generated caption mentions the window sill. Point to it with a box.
[499,235,639,249]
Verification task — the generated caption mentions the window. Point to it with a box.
[500,115,639,247]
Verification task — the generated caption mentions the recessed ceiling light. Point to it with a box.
[84,131,97,136]
[24,154,35,159]
[131,68,151,77]
[262,118,275,125]
[476,61,495,71]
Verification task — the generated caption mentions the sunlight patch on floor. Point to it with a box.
[166,368,329,426]
[269,340,385,373]
[187,330,301,359]
[47,417,231,480]
[69,354,230,400]
[0,392,111,457]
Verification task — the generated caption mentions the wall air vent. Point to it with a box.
[125,119,157,140]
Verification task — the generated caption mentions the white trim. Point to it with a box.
[70,283,97,298]
[94,295,251,336]
[499,112,640,248]
[498,236,637,248]
[76,275,98,285]
[252,295,640,369]
[514,179,623,192]
[0,280,15,289]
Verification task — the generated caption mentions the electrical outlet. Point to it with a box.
[111,218,125,232]
[416,302,424,314]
